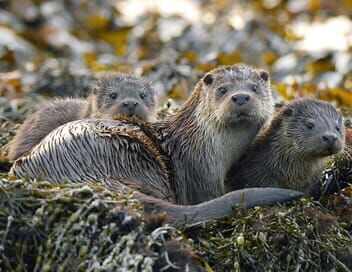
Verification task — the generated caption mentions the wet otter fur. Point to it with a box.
[226,98,346,196]
[8,73,156,161]
[9,64,303,224]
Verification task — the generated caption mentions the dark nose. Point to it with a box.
[322,133,337,145]
[232,94,250,106]
[123,101,138,109]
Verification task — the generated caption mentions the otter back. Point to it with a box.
[8,98,86,161]
[11,119,174,200]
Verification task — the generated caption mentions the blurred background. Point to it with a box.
[0,0,351,125]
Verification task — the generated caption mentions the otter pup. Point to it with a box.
[226,98,346,196]
[8,73,156,161]
[10,64,303,224]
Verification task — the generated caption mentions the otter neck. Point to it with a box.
[159,84,261,205]
[81,94,93,118]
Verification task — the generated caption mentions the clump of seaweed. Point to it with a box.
[0,176,195,271]
[186,198,352,271]
[321,153,352,199]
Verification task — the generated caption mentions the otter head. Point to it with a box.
[279,99,345,158]
[92,73,156,121]
[199,64,273,129]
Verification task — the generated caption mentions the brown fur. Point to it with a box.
[8,73,156,161]
[155,64,275,204]
[8,98,86,161]
[226,98,346,196]
[10,64,304,225]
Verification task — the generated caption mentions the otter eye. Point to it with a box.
[140,93,146,99]
[218,86,227,94]
[307,122,315,130]
[251,84,259,92]
[110,93,117,99]
[335,124,340,132]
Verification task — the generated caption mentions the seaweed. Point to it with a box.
[0,177,195,271]
[0,176,351,271]
[186,198,352,271]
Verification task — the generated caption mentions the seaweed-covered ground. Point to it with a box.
[0,166,351,271]
[0,0,352,271]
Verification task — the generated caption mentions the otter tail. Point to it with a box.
[105,179,304,225]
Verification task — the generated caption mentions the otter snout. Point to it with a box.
[116,99,142,117]
[322,133,337,145]
[110,99,151,120]
[122,100,138,110]
[232,94,251,106]
[319,132,343,155]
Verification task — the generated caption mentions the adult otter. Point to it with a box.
[9,64,303,224]
[8,73,156,161]
[226,98,345,196]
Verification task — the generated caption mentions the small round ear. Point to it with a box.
[203,73,214,85]
[283,107,293,117]
[259,70,270,82]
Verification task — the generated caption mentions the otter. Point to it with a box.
[8,73,156,161]
[226,98,346,196]
[9,64,303,224]
[83,73,156,120]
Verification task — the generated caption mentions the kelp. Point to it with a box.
[0,177,194,272]
[187,198,352,271]
[0,176,351,271]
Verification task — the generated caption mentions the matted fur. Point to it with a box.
[8,98,87,161]
[10,64,303,224]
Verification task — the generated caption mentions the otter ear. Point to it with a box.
[259,70,270,82]
[283,107,293,117]
[203,73,214,85]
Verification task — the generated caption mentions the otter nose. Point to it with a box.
[232,94,250,106]
[123,101,138,109]
[322,133,338,145]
